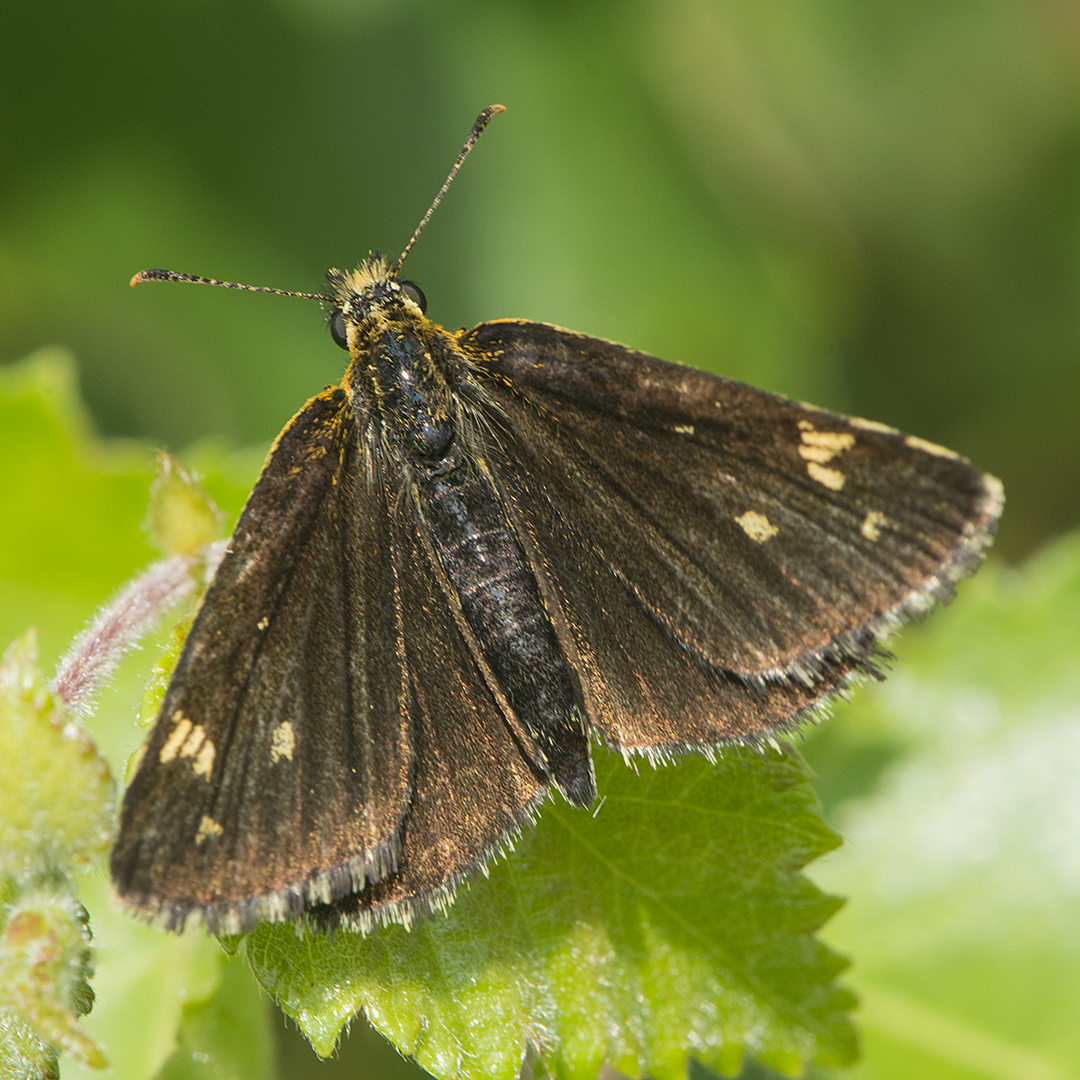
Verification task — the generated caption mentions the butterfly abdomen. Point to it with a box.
[348,309,596,810]
[420,460,595,808]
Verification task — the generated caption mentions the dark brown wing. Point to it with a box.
[465,319,1002,755]
[111,389,413,934]
[315,503,548,931]
[113,384,552,933]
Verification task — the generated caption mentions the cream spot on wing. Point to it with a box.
[673,424,695,435]
[800,429,856,455]
[160,713,192,763]
[807,462,846,490]
[736,511,780,543]
[798,425,854,487]
[861,510,889,541]
[193,739,215,779]
[906,434,960,459]
[851,416,900,435]
[257,616,270,631]
[798,444,838,464]
[271,721,295,764]
[179,723,206,759]
[195,815,224,845]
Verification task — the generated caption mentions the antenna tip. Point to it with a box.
[131,269,171,288]
[471,105,506,135]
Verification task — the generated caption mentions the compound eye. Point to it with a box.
[329,310,349,350]
[400,280,427,313]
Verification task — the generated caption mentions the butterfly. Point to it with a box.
[111,106,1003,935]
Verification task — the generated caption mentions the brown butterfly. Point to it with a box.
[111,107,1003,934]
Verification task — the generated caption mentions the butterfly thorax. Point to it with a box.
[331,259,460,467]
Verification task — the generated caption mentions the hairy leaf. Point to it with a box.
[245,748,856,1079]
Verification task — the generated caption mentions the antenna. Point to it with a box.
[393,104,506,275]
[129,268,328,301]
[130,106,506,298]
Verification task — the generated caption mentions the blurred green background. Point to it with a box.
[5,0,1079,564]
[3,0,1080,1078]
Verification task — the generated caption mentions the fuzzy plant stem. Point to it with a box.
[51,541,226,716]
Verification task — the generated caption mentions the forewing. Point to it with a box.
[111,389,412,933]
[465,320,1002,747]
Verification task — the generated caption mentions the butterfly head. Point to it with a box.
[326,256,429,355]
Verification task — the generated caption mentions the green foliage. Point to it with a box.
[4,0,1079,564]
[803,537,1080,1078]
[0,354,261,1080]
[0,631,112,1074]
[4,15,1080,1055]
[145,453,226,560]
[0,888,101,1076]
[244,749,855,1079]
[0,632,114,877]
[155,953,276,1080]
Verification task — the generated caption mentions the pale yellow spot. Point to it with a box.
[673,424,695,435]
[195,816,224,845]
[799,425,854,488]
[193,739,216,779]
[851,416,899,435]
[160,714,192,763]
[271,721,296,764]
[801,429,856,455]
[798,444,838,464]
[807,463,846,490]
[257,616,270,631]
[906,435,959,459]
[861,510,889,541]
[179,724,206,759]
[736,511,780,543]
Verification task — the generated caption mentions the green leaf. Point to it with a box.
[0,889,103,1074]
[145,452,226,559]
[0,630,113,1074]
[155,953,276,1080]
[0,631,114,878]
[805,531,1080,1078]
[244,747,856,1080]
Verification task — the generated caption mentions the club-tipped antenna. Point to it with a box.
[131,106,506,299]
[129,268,328,301]
[393,104,506,276]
